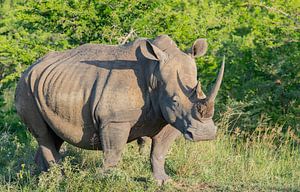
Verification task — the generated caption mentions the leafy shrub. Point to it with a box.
[1,0,299,135]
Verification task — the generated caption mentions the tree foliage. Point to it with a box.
[0,0,299,134]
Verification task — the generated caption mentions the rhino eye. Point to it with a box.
[172,95,179,102]
[172,95,180,107]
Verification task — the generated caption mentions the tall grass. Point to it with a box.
[0,105,299,191]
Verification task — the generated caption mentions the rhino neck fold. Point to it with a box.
[146,63,165,123]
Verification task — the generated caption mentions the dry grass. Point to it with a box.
[0,107,299,191]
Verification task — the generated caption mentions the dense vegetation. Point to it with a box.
[0,0,299,191]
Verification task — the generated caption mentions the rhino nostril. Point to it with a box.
[184,131,193,141]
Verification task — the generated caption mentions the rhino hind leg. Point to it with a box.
[34,147,47,171]
[22,111,63,171]
[137,137,147,155]
[15,80,63,171]
[37,131,63,170]
[34,128,64,171]
[150,125,180,185]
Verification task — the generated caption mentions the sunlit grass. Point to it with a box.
[0,119,299,191]
[0,89,299,191]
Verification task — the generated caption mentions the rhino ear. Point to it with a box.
[140,40,167,63]
[188,38,208,58]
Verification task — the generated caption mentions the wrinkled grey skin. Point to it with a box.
[15,35,224,184]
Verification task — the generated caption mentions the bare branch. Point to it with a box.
[242,2,300,25]
[119,28,136,45]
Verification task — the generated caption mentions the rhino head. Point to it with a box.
[140,35,224,141]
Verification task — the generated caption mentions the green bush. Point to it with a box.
[1,0,299,134]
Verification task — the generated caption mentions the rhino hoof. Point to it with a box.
[154,174,172,186]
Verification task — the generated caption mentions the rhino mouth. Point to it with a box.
[184,130,194,141]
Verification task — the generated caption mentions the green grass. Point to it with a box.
[0,91,299,191]
[0,122,299,191]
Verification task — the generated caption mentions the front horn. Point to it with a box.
[207,56,225,103]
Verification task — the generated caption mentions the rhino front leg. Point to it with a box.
[150,125,180,185]
[100,122,131,169]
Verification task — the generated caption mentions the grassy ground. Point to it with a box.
[0,118,299,191]
[0,89,299,191]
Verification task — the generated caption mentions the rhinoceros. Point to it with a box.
[15,35,224,184]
